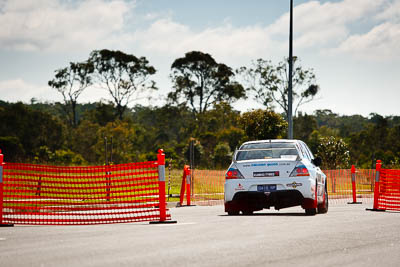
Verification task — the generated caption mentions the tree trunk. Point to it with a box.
[72,101,77,127]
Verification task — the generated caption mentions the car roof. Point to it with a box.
[241,139,300,145]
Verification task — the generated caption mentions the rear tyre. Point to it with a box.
[305,208,317,216]
[318,186,329,214]
[227,210,240,216]
[242,210,254,215]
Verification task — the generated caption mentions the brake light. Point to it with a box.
[290,165,310,177]
[226,168,244,179]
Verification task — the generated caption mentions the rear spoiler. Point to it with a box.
[232,149,301,162]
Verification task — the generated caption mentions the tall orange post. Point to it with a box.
[178,165,194,207]
[179,166,189,206]
[367,160,385,212]
[0,149,14,227]
[373,160,381,210]
[186,167,191,206]
[150,149,177,224]
[348,165,362,204]
[158,149,166,221]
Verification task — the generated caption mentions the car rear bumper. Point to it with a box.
[224,190,315,212]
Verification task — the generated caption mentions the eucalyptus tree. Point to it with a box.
[89,49,157,120]
[49,61,94,126]
[168,51,245,115]
[238,57,319,120]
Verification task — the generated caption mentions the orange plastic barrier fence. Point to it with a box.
[324,169,375,202]
[180,168,376,205]
[375,169,400,211]
[192,170,225,205]
[0,150,172,225]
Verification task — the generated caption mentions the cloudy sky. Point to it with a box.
[0,0,399,116]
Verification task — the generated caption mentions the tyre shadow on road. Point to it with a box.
[219,212,309,217]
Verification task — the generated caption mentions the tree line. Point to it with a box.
[0,49,398,169]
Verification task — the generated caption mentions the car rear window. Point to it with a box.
[236,142,299,161]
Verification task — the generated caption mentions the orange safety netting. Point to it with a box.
[377,169,400,211]
[324,169,375,201]
[1,161,171,225]
[192,170,225,205]
[184,169,376,205]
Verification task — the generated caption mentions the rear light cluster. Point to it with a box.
[290,164,310,177]
[226,167,244,179]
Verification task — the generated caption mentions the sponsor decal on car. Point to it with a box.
[253,171,279,177]
[235,183,245,191]
[286,181,303,189]
[251,163,266,167]
[311,185,316,193]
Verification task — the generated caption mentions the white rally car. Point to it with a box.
[224,139,328,215]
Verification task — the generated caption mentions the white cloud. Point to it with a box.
[327,0,400,60]
[255,0,400,62]
[267,0,386,49]
[0,79,59,102]
[336,22,400,60]
[131,18,275,64]
[128,18,293,70]
[375,0,400,22]
[0,79,114,105]
[129,0,396,65]
[1,0,397,63]
[0,0,131,51]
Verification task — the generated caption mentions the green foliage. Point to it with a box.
[34,146,53,163]
[169,51,246,114]
[82,102,117,126]
[95,121,137,164]
[314,109,367,135]
[317,136,350,169]
[33,146,86,165]
[239,109,288,141]
[217,127,246,151]
[0,136,25,162]
[294,112,317,143]
[308,130,322,154]
[184,139,204,167]
[213,142,232,169]
[53,149,86,165]
[2,98,400,170]
[70,120,101,163]
[0,102,65,160]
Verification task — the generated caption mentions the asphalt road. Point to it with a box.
[1,203,400,267]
